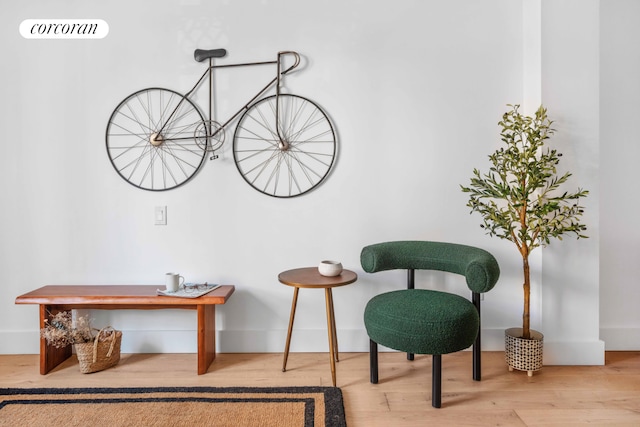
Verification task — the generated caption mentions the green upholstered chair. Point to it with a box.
[360,241,500,408]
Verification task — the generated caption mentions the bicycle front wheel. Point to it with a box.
[233,94,336,198]
[106,88,206,191]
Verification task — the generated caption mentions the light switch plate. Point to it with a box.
[155,206,167,225]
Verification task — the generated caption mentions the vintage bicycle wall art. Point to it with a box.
[105,49,336,197]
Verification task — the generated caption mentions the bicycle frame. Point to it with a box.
[154,51,301,149]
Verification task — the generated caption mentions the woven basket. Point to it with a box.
[505,327,543,376]
[75,327,122,374]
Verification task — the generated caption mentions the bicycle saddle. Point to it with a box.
[194,48,227,62]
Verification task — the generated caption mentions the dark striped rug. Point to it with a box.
[0,386,346,426]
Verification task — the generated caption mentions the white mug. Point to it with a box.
[165,272,184,293]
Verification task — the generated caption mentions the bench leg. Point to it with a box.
[197,304,216,375]
[40,305,72,375]
[370,339,379,384]
[432,354,442,408]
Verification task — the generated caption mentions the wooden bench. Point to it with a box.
[15,284,235,375]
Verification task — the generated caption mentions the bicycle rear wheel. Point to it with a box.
[106,88,206,191]
[233,94,336,198]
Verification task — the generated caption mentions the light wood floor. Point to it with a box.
[1,351,639,426]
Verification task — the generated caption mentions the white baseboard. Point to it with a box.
[2,328,488,354]
[543,340,605,365]
[600,327,640,350]
[0,330,201,355]
[1,331,40,354]
[1,329,368,354]
[484,328,605,365]
[0,328,608,366]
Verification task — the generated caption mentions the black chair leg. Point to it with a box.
[432,354,442,408]
[472,292,481,381]
[407,269,415,361]
[370,339,379,384]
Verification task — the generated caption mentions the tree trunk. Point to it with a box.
[522,255,531,340]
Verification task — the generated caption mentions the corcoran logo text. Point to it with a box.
[20,19,109,39]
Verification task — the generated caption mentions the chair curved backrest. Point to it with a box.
[360,240,500,293]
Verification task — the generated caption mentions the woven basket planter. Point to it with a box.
[505,327,543,376]
[75,327,122,374]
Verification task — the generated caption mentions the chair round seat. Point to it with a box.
[364,289,479,355]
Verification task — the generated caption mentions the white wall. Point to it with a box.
[0,0,630,364]
[599,0,640,350]
[540,0,603,364]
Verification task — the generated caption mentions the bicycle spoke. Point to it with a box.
[242,148,281,183]
[108,133,150,162]
[139,146,157,188]
[164,143,199,180]
[156,147,179,189]
[288,149,323,182]
[127,143,154,184]
[283,152,302,196]
[245,104,279,146]
[259,151,285,194]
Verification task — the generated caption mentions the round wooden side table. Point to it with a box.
[278,267,358,386]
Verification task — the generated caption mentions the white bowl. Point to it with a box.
[318,260,343,277]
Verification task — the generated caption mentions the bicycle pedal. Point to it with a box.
[210,154,219,160]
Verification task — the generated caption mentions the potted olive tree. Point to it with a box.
[461,104,588,376]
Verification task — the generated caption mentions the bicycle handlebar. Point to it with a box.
[278,51,301,75]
